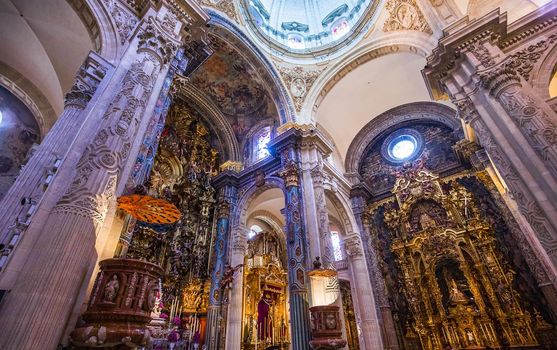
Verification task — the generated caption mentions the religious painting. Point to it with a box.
[190,36,279,143]
[0,86,40,200]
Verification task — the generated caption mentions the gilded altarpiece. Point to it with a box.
[241,230,290,349]
[124,100,219,343]
[368,165,555,350]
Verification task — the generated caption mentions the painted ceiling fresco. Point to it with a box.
[190,36,278,141]
[0,86,40,200]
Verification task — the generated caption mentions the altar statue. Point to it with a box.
[257,293,273,341]
[448,279,467,304]
[103,275,120,302]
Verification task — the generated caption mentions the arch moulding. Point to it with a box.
[344,102,460,174]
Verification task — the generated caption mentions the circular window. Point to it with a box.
[382,129,423,164]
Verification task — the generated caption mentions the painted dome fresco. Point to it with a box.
[239,0,381,58]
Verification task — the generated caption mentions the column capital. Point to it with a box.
[344,235,364,259]
[278,161,300,187]
[477,61,521,96]
[64,52,112,109]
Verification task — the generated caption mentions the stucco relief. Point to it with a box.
[383,0,432,34]
[277,65,324,112]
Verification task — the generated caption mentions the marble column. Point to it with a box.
[423,14,557,273]
[225,224,247,350]
[0,7,186,349]
[278,154,312,350]
[344,233,384,350]
[0,52,112,284]
[207,176,238,350]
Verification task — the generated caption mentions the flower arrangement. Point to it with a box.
[167,329,180,343]
[160,312,169,319]
[172,316,182,325]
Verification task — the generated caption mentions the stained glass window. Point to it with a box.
[254,126,271,161]
[331,231,343,261]
[331,18,350,40]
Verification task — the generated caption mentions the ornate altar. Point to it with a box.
[122,101,220,347]
[373,165,539,350]
[242,230,290,349]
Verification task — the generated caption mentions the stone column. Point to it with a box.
[277,146,312,350]
[344,233,384,350]
[225,224,247,350]
[206,175,238,350]
[0,7,189,349]
[422,13,557,273]
[0,52,112,283]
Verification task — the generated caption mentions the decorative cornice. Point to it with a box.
[219,161,243,173]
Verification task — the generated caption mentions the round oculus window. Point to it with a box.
[382,129,423,163]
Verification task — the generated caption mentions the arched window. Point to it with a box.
[331,18,350,40]
[330,231,343,261]
[248,224,263,239]
[253,126,271,161]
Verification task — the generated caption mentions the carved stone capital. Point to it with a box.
[478,63,521,96]
[217,200,231,219]
[278,161,300,187]
[137,18,179,64]
[453,96,480,124]
[64,53,109,109]
[344,236,364,258]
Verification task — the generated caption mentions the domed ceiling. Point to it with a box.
[240,0,381,58]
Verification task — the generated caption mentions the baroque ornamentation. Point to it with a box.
[344,236,363,258]
[138,18,179,64]
[102,0,139,44]
[278,161,300,188]
[383,0,432,34]
[508,34,557,81]
[64,53,109,109]
[468,41,496,67]
[199,0,239,23]
[277,65,323,112]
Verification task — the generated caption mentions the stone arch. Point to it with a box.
[206,9,296,124]
[0,65,55,138]
[302,33,436,122]
[69,0,122,63]
[176,84,241,163]
[233,177,285,228]
[324,189,357,235]
[344,102,460,174]
[529,36,557,100]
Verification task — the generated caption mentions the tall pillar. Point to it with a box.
[206,174,239,350]
[343,234,384,350]
[350,192,390,350]
[277,143,312,350]
[422,11,557,276]
[0,52,112,285]
[0,5,200,348]
[224,224,247,350]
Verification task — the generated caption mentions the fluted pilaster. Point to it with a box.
[0,8,183,349]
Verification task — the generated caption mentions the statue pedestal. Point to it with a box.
[70,258,164,349]
[309,305,347,350]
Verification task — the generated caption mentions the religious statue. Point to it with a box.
[448,279,467,304]
[258,292,274,341]
[220,263,243,291]
[419,212,436,230]
[103,275,120,302]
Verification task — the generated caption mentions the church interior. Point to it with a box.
[1,0,557,349]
